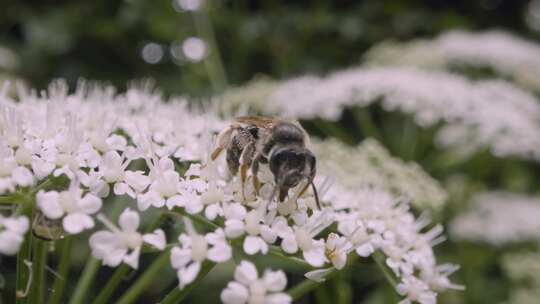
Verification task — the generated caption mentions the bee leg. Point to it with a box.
[211,124,241,160]
[251,153,263,195]
[239,142,255,200]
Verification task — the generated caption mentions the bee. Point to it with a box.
[211,116,321,209]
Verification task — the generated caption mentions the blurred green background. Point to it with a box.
[2,1,540,303]
[1,0,538,95]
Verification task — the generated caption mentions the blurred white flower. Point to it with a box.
[221,260,291,304]
[90,208,166,269]
[450,192,540,245]
[182,37,207,62]
[222,66,540,162]
[176,0,202,11]
[397,275,437,304]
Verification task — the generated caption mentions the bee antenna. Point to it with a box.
[310,179,322,210]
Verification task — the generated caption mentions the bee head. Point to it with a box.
[269,145,316,201]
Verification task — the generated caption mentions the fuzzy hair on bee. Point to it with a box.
[211,116,321,209]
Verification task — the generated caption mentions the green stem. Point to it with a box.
[288,278,322,301]
[400,117,417,161]
[116,249,171,304]
[171,208,220,230]
[68,258,101,304]
[30,178,53,195]
[372,251,398,288]
[15,197,34,304]
[69,195,127,303]
[353,107,383,141]
[268,245,312,268]
[192,4,227,92]
[0,195,20,204]
[91,265,131,304]
[159,262,216,304]
[50,237,73,304]
[287,255,360,300]
[28,239,48,303]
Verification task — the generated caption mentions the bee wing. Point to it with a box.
[235,116,279,130]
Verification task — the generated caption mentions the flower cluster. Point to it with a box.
[0,214,29,255]
[365,30,540,93]
[313,138,447,210]
[450,192,540,245]
[502,250,540,304]
[220,66,540,162]
[0,81,459,303]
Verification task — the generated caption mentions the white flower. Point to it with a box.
[137,157,183,210]
[221,260,291,304]
[421,264,464,292]
[31,155,55,180]
[0,215,29,255]
[242,210,275,256]
[223,202,247,239]
[324,233,350,270]
[89,208,166,269]
[99,150,131,185]
[274,210,333,267]
[12,166,35,187]
[37,185,102,234]
[114,170,151,199]
[397,275,437,304]
[171,220,232,288]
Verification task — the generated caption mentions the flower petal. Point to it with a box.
[37,190,63,219]
[170,247,191,269]
[264,292,292,304]
[220,281,249,304]
[262,269,287,292]
[207,243,232,263]
[123,246,141,269]
[243,236,267,255]
[118,208,140,232]
[79,193,102,214]
[234,260,258,285]
[63,213,94,234]
[178,262,201,289]
[143,229,166,250]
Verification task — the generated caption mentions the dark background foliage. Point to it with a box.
[0,0,536,95]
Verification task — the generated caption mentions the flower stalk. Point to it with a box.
[160,261,216,304]
[91,265,131,304]
[50,237,74,304]
[116,249,172,304]
[68,257,101,304]
[27,238,48,303]
[15,196,34,304]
